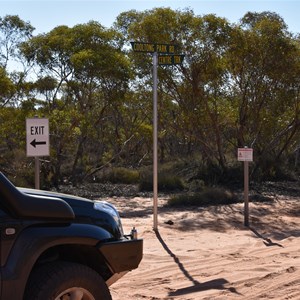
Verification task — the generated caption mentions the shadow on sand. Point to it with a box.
[155,230,241,297]
[249,227,284,247]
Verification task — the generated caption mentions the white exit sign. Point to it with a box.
[26,118,50,157]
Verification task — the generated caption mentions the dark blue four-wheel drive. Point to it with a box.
[0,172,143,300]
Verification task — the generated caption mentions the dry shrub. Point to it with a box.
[167,187,238,207]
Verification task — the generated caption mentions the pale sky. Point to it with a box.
[1,1,299,35]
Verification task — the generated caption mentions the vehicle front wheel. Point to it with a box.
[25,261,112,300]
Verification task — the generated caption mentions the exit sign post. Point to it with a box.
[26,118,50,157]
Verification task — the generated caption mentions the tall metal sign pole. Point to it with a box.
[238,147,253,227]
[26,117,50,189]
[153,52,158,230]
[131,42,184,231]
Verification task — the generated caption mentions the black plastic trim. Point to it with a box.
[98,239,143,273]
[0,172,74,220]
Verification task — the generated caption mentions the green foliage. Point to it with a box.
[167,188,238,207]
[158,174,185,191]
[0,15,34,69]
[104,167,140,184]
[1,11,300,186]
[254,156,298,182]
[139,168,185,192]
[0,67,15,102]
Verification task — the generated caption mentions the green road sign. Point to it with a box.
[158,54,185,65]
[131,42,177,54]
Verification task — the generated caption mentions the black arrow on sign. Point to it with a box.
[30,139,46,148]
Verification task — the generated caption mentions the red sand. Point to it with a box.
[109,196,300,300]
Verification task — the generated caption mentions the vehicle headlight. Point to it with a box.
[93,201,124,235]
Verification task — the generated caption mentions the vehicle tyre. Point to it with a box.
[24,261,112,300]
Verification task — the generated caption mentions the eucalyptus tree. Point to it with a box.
[226,12,300,176]
[21,21,132,183]
[0,15,36,181]
[115,8,232,170]
[0,15,35,107]
[0,15,34,69]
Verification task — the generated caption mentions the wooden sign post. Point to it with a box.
[238,147,253,227]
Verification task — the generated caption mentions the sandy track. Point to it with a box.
[108,196,299,300]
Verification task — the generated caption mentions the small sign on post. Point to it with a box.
[238,147,253,162]
[237,147,253,227]
[26,118,50,157]
[26,118,50,189]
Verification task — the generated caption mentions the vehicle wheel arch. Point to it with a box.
[24,261,112,300]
